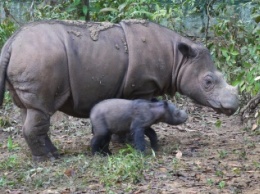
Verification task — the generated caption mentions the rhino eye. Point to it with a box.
[203,75,214,91]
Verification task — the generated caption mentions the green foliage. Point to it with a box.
[208,2,260,100]
[215,119,222,128]
[253,161,260,169]
[217,149,227,159]
[215,169,224,177]
[218,180,226,189]
[7,136,20,152]
[90,0,166,23]
[0,19,16,48]
[207,178,214,186]
[0,154,19,170]
[0,177,7,187]
[24,1,72,20]
[2,91,13,111]
[0,1,17,48]
[7,136,13,151]
[66,0,88,20]
[0,116,11,127]
[96,145,146,186]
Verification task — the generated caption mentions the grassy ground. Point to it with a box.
[0,98,259,194]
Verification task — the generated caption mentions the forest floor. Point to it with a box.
[0,97,259,194]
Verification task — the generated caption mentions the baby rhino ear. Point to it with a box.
[163,101,168,108]
[151,98,159,102]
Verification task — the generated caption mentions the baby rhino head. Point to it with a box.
[163,101,188,125]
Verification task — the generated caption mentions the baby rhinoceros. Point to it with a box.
[90,99,188,155]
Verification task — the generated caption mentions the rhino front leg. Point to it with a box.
[144,127,158,151]
[22,109,58,162]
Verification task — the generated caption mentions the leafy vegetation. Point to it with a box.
[93,146,149,187]
[208,2,260,101]
[0,19,16,48]
[0,1,259,192]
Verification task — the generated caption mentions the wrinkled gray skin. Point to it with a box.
[0,20,239,161]
[90,99,188,155]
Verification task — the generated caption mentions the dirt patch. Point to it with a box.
[0,98,259,193]
[87,22,114,41]
[122,19,148,26]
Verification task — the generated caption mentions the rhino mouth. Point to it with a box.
[191,98,237,116]
[208,99,237,116]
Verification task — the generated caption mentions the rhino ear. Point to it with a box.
[178,42,196,58]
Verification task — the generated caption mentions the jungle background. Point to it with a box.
[0,0,259,193]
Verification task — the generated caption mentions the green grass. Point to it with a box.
[94,145,148,186]
[0,146,154,192]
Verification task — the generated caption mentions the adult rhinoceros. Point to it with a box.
[0,20,239,161]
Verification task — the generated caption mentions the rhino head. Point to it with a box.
[176,42,239,116]
[164,102,188,125]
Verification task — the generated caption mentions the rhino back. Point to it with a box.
[90,99,134,133]
[6,21,129,117]
[63,22,129,116]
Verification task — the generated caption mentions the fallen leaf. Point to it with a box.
[159,167,168,173]
[251,124,258,131]
[176,150,182,159]
[133,189,142,194]
[64,168,75,177]
[88,184,101,190]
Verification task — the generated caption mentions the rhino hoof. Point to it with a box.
[32,152,60,162]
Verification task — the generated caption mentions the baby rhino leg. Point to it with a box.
[145,127,158,151]
[132,127,146,152]
[91,134,111,155]
[91,128,112,155]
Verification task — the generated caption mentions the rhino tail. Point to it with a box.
[0,41,12,106]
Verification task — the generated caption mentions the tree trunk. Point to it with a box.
[241,93,260,121]
[83,0,90,21]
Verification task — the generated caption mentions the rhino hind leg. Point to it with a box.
[20,109,27,124]
[23,109,58,162]
[144,127,158,151]
[91,133,112,156]
[101,135,112,155]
